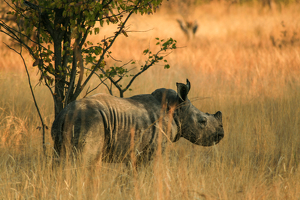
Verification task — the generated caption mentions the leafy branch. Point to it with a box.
[0,0,174,119]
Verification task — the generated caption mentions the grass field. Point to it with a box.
[0,1,300,199]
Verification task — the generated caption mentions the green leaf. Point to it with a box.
[94,27,100,35]
[100,20,104,27]
[143,49,149,55]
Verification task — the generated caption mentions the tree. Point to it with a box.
[0,0,177,119]
[0,0,176,152]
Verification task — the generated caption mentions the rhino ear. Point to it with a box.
[214,111,222,121]
[176,79,191,101]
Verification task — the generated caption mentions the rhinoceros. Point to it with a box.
[51,79,224,166]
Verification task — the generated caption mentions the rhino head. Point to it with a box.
[151,79,224,146]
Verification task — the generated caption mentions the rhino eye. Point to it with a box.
[199,117,207,127]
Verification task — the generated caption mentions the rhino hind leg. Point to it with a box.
[74,113,107,166]
[54,109,107,166]
[79,128,106,166]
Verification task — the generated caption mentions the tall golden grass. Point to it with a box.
[0,2,300,199]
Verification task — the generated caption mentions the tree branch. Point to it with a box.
[0,20,36,56]
[122,48,169,94]
[73,0,143,99]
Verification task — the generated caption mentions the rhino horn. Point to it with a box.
[176,79,191,101]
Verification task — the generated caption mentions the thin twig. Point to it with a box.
[83,77,108,97]
[4,43,47,154]
[126,28,154,33]
[108,54,122,62]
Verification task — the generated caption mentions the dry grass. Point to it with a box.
[1,2,300,199]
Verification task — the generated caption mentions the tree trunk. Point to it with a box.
[53,36,65,118]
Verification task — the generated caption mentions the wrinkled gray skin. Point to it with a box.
[51,79,224,165]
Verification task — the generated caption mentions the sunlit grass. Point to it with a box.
[0,2,300,199]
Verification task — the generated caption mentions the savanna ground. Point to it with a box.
[1,1,300,199]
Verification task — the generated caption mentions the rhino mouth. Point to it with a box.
[213,132,224,144]
[197,132,224,146]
